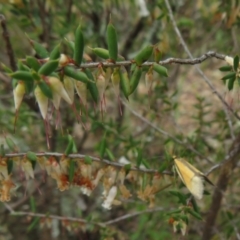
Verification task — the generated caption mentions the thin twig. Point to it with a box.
[0,14,16,71]
[4,205,165,229]
[164,0,240,121]
[122,100,212,163]
[8,210,105,228]
[223,104,235,140]
[103,207,164,225]
[76,51,226,69]
[5,152,171,175]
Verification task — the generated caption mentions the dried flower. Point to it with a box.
[173,219,187,236]
[102,166,117,197]
[21,158,34,179]
[119,184,131,199]
[102,185,118,210]
[0,158,8,180]
[51,172,69,191]
[0,175,15,202]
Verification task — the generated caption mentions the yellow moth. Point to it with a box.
[174,157,213,200]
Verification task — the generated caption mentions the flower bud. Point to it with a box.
[74,80,87,106]
[34,86,49,119]
[63,76,75,103]
[48,77,73,105]
[13,81,25,111]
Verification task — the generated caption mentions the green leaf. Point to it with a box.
[129,66,142,94]
[64,66,88,83]
[124,163,131,175]
[26,56,41,71]
[74,25,84,65]
[64,38,75,52]
[84,155,92,164]
[7,159,13,174]
[26,151,37,161]
[219,65,232,72]
[17,60,30,71]
[119,66,130,100]
[228,77,235,91]
[165,209,182,215]
[1,63,13,73]
[234,55,239,72]
[222,72,236,81]
[27,217,40,232]
[107,19,118,61]
[5,137,18,152]
[31,71,41,81]
[134,45,153,66]
[65,135,74,155]
[85,68,98,103]
[50,43,61,60]
[136,148,142,168]
[38,80,53,99]
[29,38,49,58]
[153,63,168,77]
[10,71,34,82]
[185,208,202,220]
[91,47,109,59]
[91,47,125,60]
[169,190,187,204]
[30,196,36,212]
[158,162,167,172]
[191,197,200,215]
[105,148,115,161]
[38,60,59,76]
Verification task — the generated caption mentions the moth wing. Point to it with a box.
[174,158,204,199]
[191,175,204,200]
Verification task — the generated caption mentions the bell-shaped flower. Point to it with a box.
[13,81,25,111]
[48,77,73,105]
[34,86,49,120]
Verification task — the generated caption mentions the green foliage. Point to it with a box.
[0,0,240,239]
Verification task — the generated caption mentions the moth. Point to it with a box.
[174,157,214,200]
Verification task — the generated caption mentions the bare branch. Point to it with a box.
[77,51,225,69]
[8,210,105,228]
[104,207,164,225]
[164,0,240,121]
[5,152,171,175]
[4,206,166,229]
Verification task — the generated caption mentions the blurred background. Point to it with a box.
[0,0,240,239]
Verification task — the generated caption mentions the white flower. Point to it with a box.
[102,186,118,210]
[225,56,234,66]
